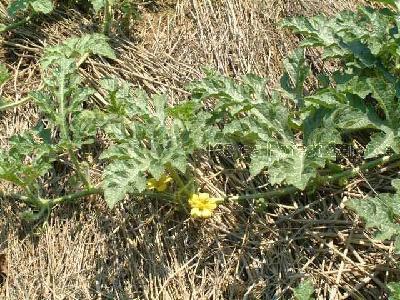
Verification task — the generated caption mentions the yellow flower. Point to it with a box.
[188,193,218,218]
[147,174,173,192]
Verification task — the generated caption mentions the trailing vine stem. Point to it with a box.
[103,0,112,35]
[3,153,398,210]
[0,95,31,112]
[57,69,91,189]
[0,16,31,33]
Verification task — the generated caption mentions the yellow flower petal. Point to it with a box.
[146,175,173,192]
[188,192,219,218]
[191,207,213,218]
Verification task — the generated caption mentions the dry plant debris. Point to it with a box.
[1,0,399,299]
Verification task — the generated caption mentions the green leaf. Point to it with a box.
[102,159,147,208]
[189,71,340,191]
[0,131,55,188]
[32,58,93,141]
[8,0,30,16]
[0,64,10,85]
[364,131,398,158]
[282,6,397,64]
[188,69,266,121]
[90,0,105,12]
[101,132,187,207]
[30,0,53,14]
[8,0,53,16]
[100,85,222,208]
[42,34,116,68]
[304,76,400,159]
[347,180,400,254]
[249,125,339,190]
[71,110,105,147]
[366,78,398,126]
[247,93,339,189]
[281,15,336,49]
[280,48,310,107]
[293,280,315,300]
[388,282,400,300]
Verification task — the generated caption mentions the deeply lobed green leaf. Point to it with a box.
[99,79,222,207]
[347,180,400,253]
[41,33,116,69]
[284,5,400,160]
[8,0,53,17]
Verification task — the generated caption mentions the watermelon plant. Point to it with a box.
[0,0,139,35]
[281,0,400,253]
[89,0,141,34]
[0,0,400,251]
[293,279,315,300]
[89,0,113,33]
[0,0,54,32]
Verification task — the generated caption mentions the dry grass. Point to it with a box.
[1,0,399,299]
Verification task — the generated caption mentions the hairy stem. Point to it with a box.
[44,188,174,207]
[0,95,31,112]
[57,73,91,188]
[1,16,31,33]
[166,164,186,189]
[76,53,90,68]
[103,0,112,35]
[321,154,400,183]
[4,154,399,212]
[223,154,400,202]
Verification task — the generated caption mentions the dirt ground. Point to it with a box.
[1,0,399,299]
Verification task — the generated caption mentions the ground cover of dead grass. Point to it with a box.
[1,0,399,299]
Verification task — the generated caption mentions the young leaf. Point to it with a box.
[32,58,97,146]
[280,48,310,107]
[347,179,400,254]
[90,0,106,12]
[0,64,10,85]
[293,279,315,300]
[42,33,116,68]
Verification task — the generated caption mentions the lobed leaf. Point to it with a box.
[280,48,311,107]
[190,71,340,190]
[100,82,221,207]
[8,0,53,17]
[347,180,400,253]
[0,131,55,188]
[42,34,116,69]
